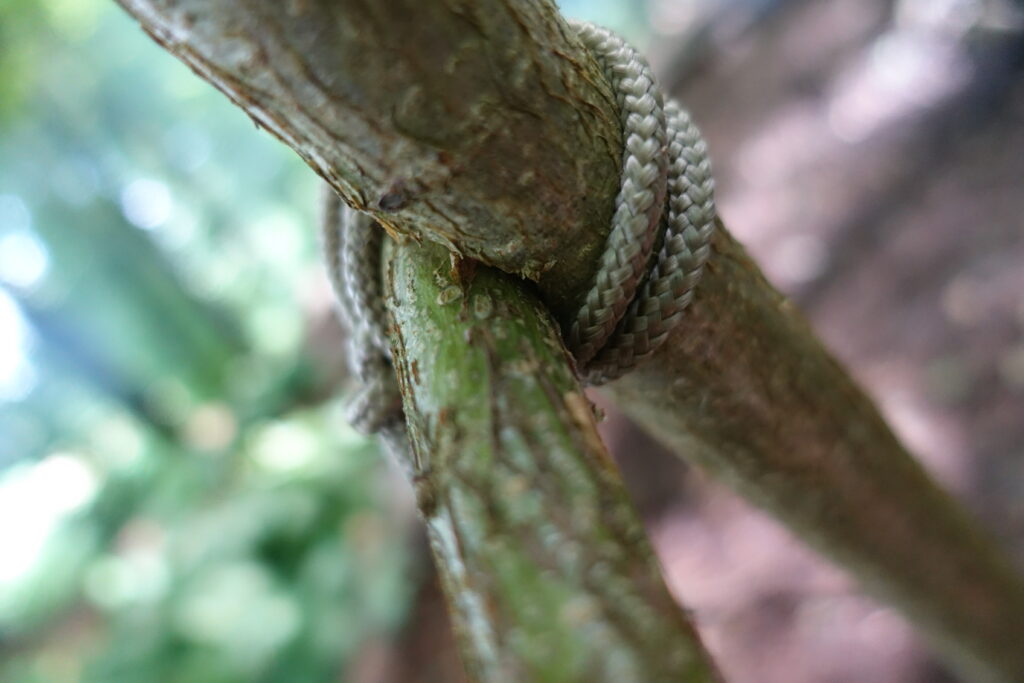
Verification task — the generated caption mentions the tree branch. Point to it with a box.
[608,225,1024,682]
[384,239,719,681]
[115,0,620,319]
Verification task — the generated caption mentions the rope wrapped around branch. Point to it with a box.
[322,20,716,434]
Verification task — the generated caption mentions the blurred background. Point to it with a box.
[1,0,1022,681]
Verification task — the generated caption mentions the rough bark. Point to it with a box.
[114,1,1024,681]
[384,239,719,682]
[115,0,621,320]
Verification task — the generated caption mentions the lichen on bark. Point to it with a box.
[384,238,719,682]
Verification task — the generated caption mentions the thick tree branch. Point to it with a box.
[115,0,621,319]
[115,1,1024,681]
[384,239,719,681]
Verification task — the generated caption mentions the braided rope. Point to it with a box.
[322,21,715,437]
[583,99,715,384]
[321,188,403,435]
[565,20,669,368]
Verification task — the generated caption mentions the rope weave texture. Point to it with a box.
[322,20,715,434]
[567,20,716,384]
[321,189,404,436]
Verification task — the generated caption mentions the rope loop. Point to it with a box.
[322,21,716,435]
[566,20,716,384]
[321,189,403,435]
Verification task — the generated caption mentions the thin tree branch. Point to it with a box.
[607,225,1024,682]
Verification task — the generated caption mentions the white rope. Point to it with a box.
[322,20,716,434]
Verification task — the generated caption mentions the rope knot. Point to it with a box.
[323,20,716,436]
[565,20,716,384]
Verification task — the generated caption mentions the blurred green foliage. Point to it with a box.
[0,2,412,680]
[0,1,645,680]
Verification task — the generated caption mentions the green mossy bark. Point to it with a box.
[383,239,719,682]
